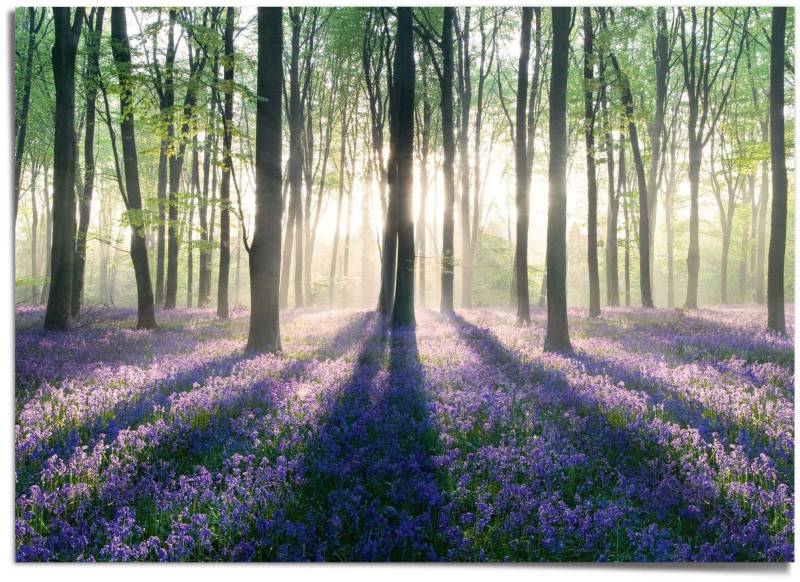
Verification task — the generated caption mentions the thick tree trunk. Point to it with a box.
[391,7,415,328]
[247,7,283,353]
[110,7,157,329]
[514,8,532,324]
[45,8,83,330]
[544,7,572,354]
[216,7,235,319]
[767,7,787,334]
[72,8,104,317]
[583,8,600,317]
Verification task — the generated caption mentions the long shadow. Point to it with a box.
[17,312,376,493]
[261,320,445,561]
[447,314,789,561]
[572,350,793,469]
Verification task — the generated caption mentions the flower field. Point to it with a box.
[14,305,794,561]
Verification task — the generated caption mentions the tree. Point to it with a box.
[247,7,283,353]
[767,7,787,334]
[391,7,416,328]
[72,8,104,316]
[514,7,532,324]
[14,8,45,227]
[44,8,83,330]
[678,7,748,309]
[109,7,157,329]
[583,7,600,317]
[544,7,573,354]
[217,7,234,319]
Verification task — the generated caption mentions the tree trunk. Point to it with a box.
[40,163,51,305]
[110,7,157,329]
[514,8,532,324]
[72,8,104,316]
[544,7,573,354]
[767,7,787,334]
[217,7,235,319]
[45,8,83,330]
[601,61,619,307]
[756,134,769,304]
[440,7,456,315]
[15,8,41,228]
[583,8,600,317]
[391,7,415,328]
[329,110,348,305]
[247,7,283,353]
[456,8,473,309]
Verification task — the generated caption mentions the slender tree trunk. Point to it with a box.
[329,111,347,305]
[756,133,769,303]
[247,7,283,353]
[72,8,104,316]
[544,7,572,353]
[217,7,235,319]
[440,7,456,315]
[15,8,40,228]
[456,8,473,309]
[286,10,304,308]
[767,7,787,334]
[40,163,51,305]
[391,7,415,328]
[583,8,600,317]
[110,7,157,329]
[30,164,39,302]
[602,67,619,306]
[45,8,83,330]
[514,8,532,324]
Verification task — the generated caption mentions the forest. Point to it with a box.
[13,5,795,562]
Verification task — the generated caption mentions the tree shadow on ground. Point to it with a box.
[268,319,445,561]
[446,313,786,561]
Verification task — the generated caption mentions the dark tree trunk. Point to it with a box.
[514,7,532,324]
[198,66,216,308]
[217,7,235,319]
[391,7,415,328]
[162,10,178,308]
[283,9,305,308]
[72,8,104,316]
[456,8,473,309]
[44,8,83,330]
[440,7,456,315]
[767,7,787,334]
[606,42,653,308]
[247,7,283,353]
[15,8,42,227]
[110,7,157,329]
[583,7,600,317]
[30,164,39,302]
[544,7,572,354]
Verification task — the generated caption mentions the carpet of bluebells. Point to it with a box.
[15,304,794,562]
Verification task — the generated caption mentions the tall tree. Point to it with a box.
[15,8,45,227]
[455,8,473,308]
[109,7,157,329]
[217,7,234,319]
[247,7,283,353]
[514,7,532,324]
[391,7,416,328]
[72,8,104,316]
[678,7,748,308]
[544,7,573,354]
[600,54,619,306]
[44,8,84,330]
[583,7,600,317]
[767,7,787,334]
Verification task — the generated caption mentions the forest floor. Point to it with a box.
[14,304,794,561]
